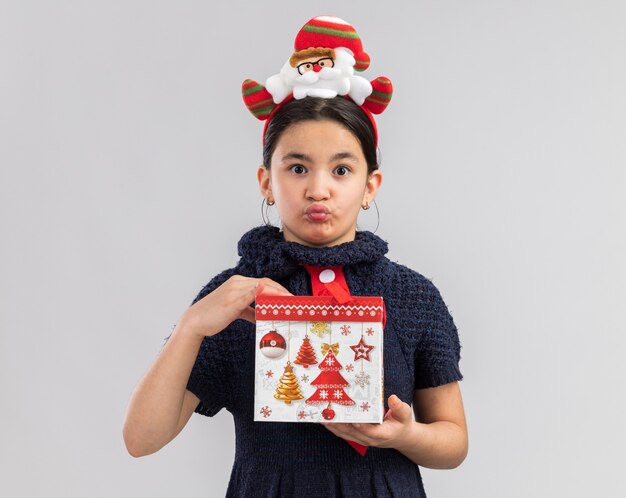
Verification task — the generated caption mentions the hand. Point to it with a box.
[178,276,292,339]
[322,394,416,449]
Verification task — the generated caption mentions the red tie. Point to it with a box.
[303,265,369,456]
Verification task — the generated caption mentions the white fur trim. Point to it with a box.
[315,16,349,25]
[335,47,355,64]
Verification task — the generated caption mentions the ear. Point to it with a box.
[363,170,382,206]
[257,165,273,201]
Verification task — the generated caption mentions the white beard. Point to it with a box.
[291,66,350,98]
[265,48,373,105]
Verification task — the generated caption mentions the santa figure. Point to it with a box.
[242,16,393,121]
[266,36,372,104]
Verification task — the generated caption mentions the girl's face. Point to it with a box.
[258,119,382,247]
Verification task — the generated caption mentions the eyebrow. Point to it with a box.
[331,152,359,161]
[280,152,359,162]
[281,152,312,162]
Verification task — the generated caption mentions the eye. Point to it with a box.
[297,62,314,75]
[318,58,334,68]
[334,166,350,176]
[290,164,306,174]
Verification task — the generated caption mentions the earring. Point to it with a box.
[358,199,380,233]
[261,198,275,226]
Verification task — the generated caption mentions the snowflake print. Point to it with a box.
[297,410,306,420]
[310,321,331,338]
[354,371,370,388]
[265,370,273,378]
[325,356,335,365]
[319,389,329,400]
[300,374,309,383]
[340,324,352,336]
[260,406,272,418]
[333,389,343,399]
[366,327,375,336]
[346,364,354,372]
[360,402,370,412]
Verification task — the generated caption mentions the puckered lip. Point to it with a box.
[305,204,331,215]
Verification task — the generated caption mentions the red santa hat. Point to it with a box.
[293,16,371,72]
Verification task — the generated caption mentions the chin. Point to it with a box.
[287,227,354,248]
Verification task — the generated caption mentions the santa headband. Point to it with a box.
[241,16,393,145]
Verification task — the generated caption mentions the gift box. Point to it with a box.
[254,295,384,423]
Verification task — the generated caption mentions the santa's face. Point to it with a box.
[295,56,335,75]
[280,48,356,97]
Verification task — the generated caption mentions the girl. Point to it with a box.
[124,17,467,498]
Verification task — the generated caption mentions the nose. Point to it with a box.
[305,171,330,200]
[313,64,322,73]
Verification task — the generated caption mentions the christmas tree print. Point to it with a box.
[274,362,304,404]
[306,349,355,407]
[294,335,317,368]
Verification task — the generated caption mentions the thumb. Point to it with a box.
[385,395,412,423]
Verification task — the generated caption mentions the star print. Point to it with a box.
[349,337,375,361]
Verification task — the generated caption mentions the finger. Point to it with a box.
[322,424,370,446]
[239,305,256,324]
[257,278,292,296]
[326,422,376,442]
[255,280,266,296]
[322,422,353,437]
[255,280,287,297]
[234,281,262,322]
[348,422,388,444]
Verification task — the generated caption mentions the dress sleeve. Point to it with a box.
[413,277,463,389]
[184,268,239,417]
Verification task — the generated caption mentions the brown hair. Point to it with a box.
[289,48,336,67]
[262,97,378,174]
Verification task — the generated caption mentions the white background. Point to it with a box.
[1,1,625,496]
